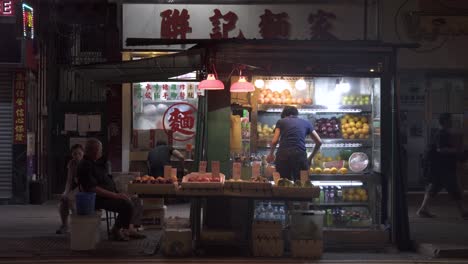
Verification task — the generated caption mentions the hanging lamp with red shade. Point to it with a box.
[230,67,254,93]
[198,64,224,90]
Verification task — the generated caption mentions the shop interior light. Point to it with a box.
[199,74,224,90]
[311,181,363,187]
[254,79,265,89]
[269,79,291,92]
[295,78,307,91]
[336,78,351,93]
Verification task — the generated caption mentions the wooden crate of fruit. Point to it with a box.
[128,183,177,195]
[272,186,320,199]
[181,173,225,189]
[224,180,272,198]
[176,187,224,196]
[127,175,178,195]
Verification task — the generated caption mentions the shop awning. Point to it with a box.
[74,49,202,84]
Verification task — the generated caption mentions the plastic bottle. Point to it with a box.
[319,186,325,203]
[324,187,329,203]
[337,186,343,202]
[279,206,286,222]
[258,202,266,220]
[266,202,274,221]
[329,186,335,203]
[326,209,333,227]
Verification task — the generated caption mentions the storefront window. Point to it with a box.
[132,81,202,151]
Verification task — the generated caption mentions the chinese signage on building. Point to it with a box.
[123,4,366,49]
[13,72,27,144]
[163,102,197,142]
[0,0,14,16]
[22,3,34,39]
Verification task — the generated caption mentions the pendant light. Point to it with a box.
[230,68,255,92]
[199,73,224,90]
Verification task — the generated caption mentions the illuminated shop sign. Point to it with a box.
[22,3,34,39]
[0,0,14,16]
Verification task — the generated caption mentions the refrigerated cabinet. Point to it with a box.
[250,76,383,234]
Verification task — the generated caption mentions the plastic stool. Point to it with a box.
[70,213,101,250]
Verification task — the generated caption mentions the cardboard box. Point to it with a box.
[252,238,284,257]
[252,220,283,240]
[141,205,166,229]
[142,198,165,209]
[161,228,193,257]
[291,240,323,258]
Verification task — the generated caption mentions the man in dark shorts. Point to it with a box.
[77,138,134,241]
[147,140,185,177]
[267,106,322,181]
[417,113,468,219]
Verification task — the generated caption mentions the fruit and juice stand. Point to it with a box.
[127,165,323,257]
[125,41,407,255]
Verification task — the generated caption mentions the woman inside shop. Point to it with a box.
[267,106,322,180]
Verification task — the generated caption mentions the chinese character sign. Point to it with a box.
[209,9,239,39]
[124,4,365,47]
[162,103,197,142]
[308,10,337,40]
[22,3,34,39]
[160,9,192,39]
[133,82,200,101]
[0,0,14,16]
[13,72,27,144]
[259,9,290,39]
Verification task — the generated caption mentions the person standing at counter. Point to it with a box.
[147,140,185,177]
[267,106,322,181]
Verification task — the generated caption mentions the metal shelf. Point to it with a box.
[313,202,369,207]
[257,104,372,113]
[310,174,370,181]
[257,139,372,148]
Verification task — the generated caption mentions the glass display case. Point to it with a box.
[251,76,382,229]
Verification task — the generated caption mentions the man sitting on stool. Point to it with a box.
[77,138,133,241]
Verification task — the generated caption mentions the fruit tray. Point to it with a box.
[224,181,272,191]
[272,186,320,199]
[127,183,177,195]
[176,187,224,196]
[181,173,225,189]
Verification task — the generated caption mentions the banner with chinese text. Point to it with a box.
[13,72,26,144]
[123,3,370,49]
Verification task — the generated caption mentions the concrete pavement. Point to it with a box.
[0,197,467,261]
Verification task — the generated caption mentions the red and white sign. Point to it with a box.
[0,0,14,16]
[162,102,197,142]
[123,3,367,49]
[13,72,26,144]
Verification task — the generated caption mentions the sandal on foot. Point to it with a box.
[56,225,68,234]
[128,232,146,239]
[417,210,436,218]
[111,229,130,242]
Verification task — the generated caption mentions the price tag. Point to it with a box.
[199,161,207,173]
[164,165,172,179]
[232,162,241,180]
[273,172,281,185]
[212,161,220,178]
[252,162,260,178]
[300,170,309,185]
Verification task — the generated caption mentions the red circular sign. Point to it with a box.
[162,102,198,142]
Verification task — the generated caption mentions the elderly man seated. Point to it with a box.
[77,138,144,241]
